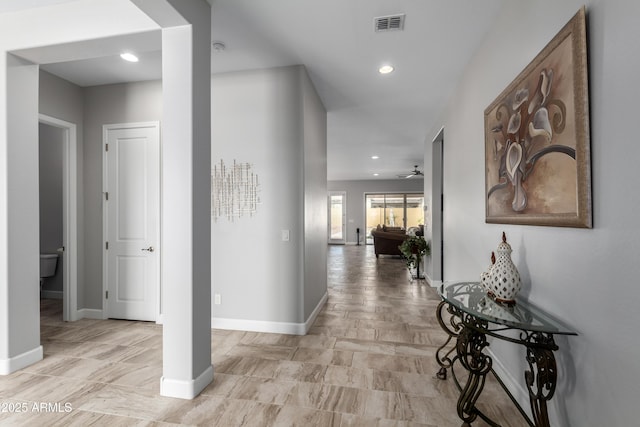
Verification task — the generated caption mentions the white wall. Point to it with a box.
[83,80,162,309]
[0,54,42,370]
[79,65,327,332]
[424,1,640,425]
[328,179,424,244]
[211,65,327,331]
[301,67,328,319]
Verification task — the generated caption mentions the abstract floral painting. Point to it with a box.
[485,7,591,228]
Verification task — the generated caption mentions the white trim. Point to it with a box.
[431,127,444,283]
[77,308,104,320]
[0,345,43,375]
[427,275,442,288]
[487,348,532,420]
[304,291,328,333]
[40,290,62,300]
[212,291,328,335]
[102,124,108,319]
[212,317,307,335]
[39,114,79,322]
[160,365,214,399]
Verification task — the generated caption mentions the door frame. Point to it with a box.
[38,114,78,322]
[431,127,444,286]
[102,121,161,322]
[328,191,347,244]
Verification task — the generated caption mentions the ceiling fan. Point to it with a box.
[397,165,424,179]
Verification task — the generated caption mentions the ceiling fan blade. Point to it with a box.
[397,166,423,178]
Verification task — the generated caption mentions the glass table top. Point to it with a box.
[439,282,577,335]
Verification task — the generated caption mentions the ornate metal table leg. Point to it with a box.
[456,319,492,426]
[435,300,462,380]
[524,333,558,427]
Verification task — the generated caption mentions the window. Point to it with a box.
[365,193,424,244]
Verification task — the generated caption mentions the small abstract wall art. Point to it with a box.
[484,7,591,228]
[211,159,260,222]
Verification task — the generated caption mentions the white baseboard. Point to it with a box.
[41,290,63,300]
[160,364,214,399]
[427,276,442,288]
[304,291,328,333]
[77,308,103,320]
[212,291,328,335]
[0,345,43,375]
[488,348,532,419]
[77,310,162,323]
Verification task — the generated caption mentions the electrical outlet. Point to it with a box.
[214,293,221,305]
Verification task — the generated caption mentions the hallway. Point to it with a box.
[0,245,524,426]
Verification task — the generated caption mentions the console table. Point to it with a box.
[435,282,576,427]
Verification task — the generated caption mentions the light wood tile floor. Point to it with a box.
[0,245,526,426]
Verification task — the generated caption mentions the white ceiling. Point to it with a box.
[0,0,77,14]
[10,0,504,181]
[210,1,503,181]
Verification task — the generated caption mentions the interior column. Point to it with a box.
[0,54,43,374]
[154,0,212,399]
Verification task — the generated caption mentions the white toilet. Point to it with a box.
[40,253,58,288]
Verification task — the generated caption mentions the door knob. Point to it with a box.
[141,246,154,252]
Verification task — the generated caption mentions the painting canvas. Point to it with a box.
[485,7,591,228]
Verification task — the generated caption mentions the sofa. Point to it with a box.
[371,225,408,258]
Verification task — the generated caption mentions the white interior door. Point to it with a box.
[104,123,160,321]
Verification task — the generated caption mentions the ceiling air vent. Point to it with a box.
[374,14,405,32]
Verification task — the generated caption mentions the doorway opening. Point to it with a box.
[328,191,346,244]
[38,114,78,322]
[432,127,444,285]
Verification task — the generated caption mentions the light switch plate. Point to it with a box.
[281,230,290,241]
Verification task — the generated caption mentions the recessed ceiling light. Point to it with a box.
[378,65,394,74]
[120,52,139,63]
[371,155,379,160]
[373,173,379,176]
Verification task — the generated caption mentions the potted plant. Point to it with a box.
[399,236,431,278]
